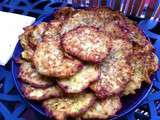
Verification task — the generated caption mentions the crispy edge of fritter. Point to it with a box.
[61,9,104,35]
[33,41,83,78]
[61,26,111,63]
[90,58,132,98]
[123,52,159,95]
[21,83,62,101]
[58,65,100,93]
[43,93,95,120]
[82,96,122,119]
[18,62,53,88]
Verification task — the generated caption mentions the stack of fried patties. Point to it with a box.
[18,7,158,120]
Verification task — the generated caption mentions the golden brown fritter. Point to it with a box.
[90,39,132,98]
[43,93,95,120]
[61,10,104,35]
[58,65,100,93]
[18,62,53,88]
[21,83,62,100]
[104,19,153,54]
[82,96,121,119]
[62,26,111,62]
[33,41,83,78]
[90,58,131,98]
[123,53,158,95]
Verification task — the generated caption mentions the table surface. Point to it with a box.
[0,0,160,120]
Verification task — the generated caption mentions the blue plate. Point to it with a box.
[12,13,154,119]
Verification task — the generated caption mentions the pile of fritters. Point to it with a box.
[18,7,158,120]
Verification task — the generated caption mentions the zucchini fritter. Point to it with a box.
[82,96,121,119]
[104,19,153,54]
[58,65,100,93]
[18,62,53,88]
[90,58,131,98]
[62,26,111,62]
[90,39,132,98]
[61,10,104,35]
[124,53,158,95]
[33,41,83,78]
[21,83,62,100]
[43,93,95,120]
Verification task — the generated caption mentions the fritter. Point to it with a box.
[19,22,47,50]
[90,39,132,98]
[90,58,131,98]
[104,19,153,54]
[58,65,100,93]
[61,10,104,34]
[123,53,159,95]
[43,20,62,42]
[62,26,111,62]
[43,93,95,120]
[21,83,62,100]
[33,41,83,78]
[18,62,53,88]
[82,96,121,119]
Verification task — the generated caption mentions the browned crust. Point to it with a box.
[82,96,122,119]
[43,20,62,43]
[61,9,104,35]
[33,41,83,78]
[43,93,95,120]
[90,38,132,98]
[123,52,159,95]
[104,18,153,54]
[90,60,132,98]
[18,62,53,88]
[21,83,63,101]
[58,65,100,93]
[62,26,111,63]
